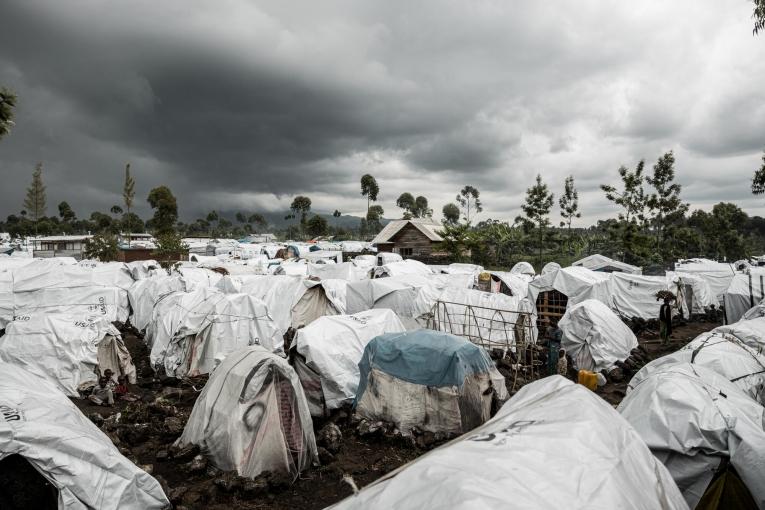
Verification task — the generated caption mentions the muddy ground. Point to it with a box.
[48,319,718,510]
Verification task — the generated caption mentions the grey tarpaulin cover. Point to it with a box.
[0,362,169,509]
[355,329,508,435]
[292,309,406,415]
[127,275,188,332]
[627,331,765,404]
[176,346,318,479]
[0,314,136,396]
[558,299,638,372]
[331,376,687,510]
[619,363,765,509]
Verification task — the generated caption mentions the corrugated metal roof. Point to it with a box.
[371,219,444,245]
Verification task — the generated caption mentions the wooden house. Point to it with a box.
[371,219,444,260]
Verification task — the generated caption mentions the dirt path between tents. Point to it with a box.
[67,319,719,510]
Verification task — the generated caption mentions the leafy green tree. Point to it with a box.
[332,209,341,229]
[396,192,415,219]
[58,201,76,223]
[23,163,47,234]
[0,87,17,140]
[306,214,330,238]
[442,203,460,226]
[689,203,749,261]
[290,196,312,238]
[121,213,144,235]
[601,161,647,224]
[235,212,246,223]
[751,151,765,195]
[122,163,136,245]
[559,176,580,254]
[413,196,432,218]
[521,174,554,267]
[645,151,688,257]
[110,205,123,217]
[755,0,765,34]
[84,232,119,262]
[152,231,189,274]
[366,204,385,234]
[456,185,483,223]
[146,186,178,235]
[360,174,380,218]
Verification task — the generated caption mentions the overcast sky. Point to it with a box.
[1,0,764,225]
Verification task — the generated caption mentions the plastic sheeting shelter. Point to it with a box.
[373,259,433,278]
[127,275,188,332]
[292,309,406,416]
[510,261,535,277]
[0,363,169,509]
[146,287,281,377]
[0,315,136,397]
[572,253,642,274]
[176,346,318,480]
[627,331,765,404]
[488,271,529,297]
[674,259,736,302]
[723,272,765,324]
[331,376,687,510]
[559,299,638,373]
[713,317,765,351]
[619,363,765,509]
[355,330,508,436]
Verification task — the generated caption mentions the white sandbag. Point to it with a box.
[0,363,169,509]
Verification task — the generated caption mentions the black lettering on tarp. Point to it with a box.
[0,405,23,422]
[467,420,537,444]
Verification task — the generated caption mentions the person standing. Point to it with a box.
[545,319,563,376]
[659,297,673,345]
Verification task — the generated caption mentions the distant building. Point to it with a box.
[32,235,93,260]
[371,219,444,259]
[245,233,277,243]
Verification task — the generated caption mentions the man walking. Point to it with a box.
[659,297,673,345]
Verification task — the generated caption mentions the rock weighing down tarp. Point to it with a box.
[619,363,765,509]
[559,299,638,372]
[0,363,169,509]
[331,376,688,510]
[176,346,318,480]
[292,309,407,416]
[355,329,508,436]
[0,314,136,397]
[628,331,765,404]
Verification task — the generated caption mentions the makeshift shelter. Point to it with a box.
[572,254,642,274]
[376,252,402,266]
[0,315,135,397]
[307,261,368,281]
[528,266,610,328]
[558,299,638,373]
[619,363,765,509]
[331,376,687,510]
[127,275,188,332]
[146,287,281,378]
[723,271,765,324]
[0,363,169,509]
[487,270,529,297]
[710,317,765,351]
[627,331,765,404]
[510,261,535,277]
[373,259,433,278]
[355,330,508,436]
[176,346,318,479]
[674,259,736,302]
[292,309,407,416]
[541,261,561,275]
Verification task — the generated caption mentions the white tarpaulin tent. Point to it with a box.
[373,259,433,278]
[176,346,318,480]
[627,331,765,404]
[292,309,406,415]
[713,316,765,350]
[488,271,530,297]
[528,266,610,304]
[510,261,535,277]
[559,299,638,372]
[571,253,642,274]
[674,259,736,302]
[723,271,765,324]
[619,363,765,509]
[0,315,135,397]
[127,275,188,332]
[307,261,368,281]
[571,272,679,320]
[0,363,169,509]
[331,376,687,510]
[146,287,281,377]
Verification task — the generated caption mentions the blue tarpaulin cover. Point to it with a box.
[355,329,494,403]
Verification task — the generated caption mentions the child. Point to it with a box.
[114,376,128,400]
[557,348,568,377]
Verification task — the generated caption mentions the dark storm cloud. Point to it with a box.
[1,0,764,222]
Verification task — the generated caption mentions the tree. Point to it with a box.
[306,214,329,238]
[83,232,119,262]
[58,201,76,223]
[360,174,380,218]
[122,163,136,246]
[23,163,46,234]
[146,186,178,235]
[248,213,267,232]
[110,205,123,217]
[442,203,460,225]
[152,231,188,274]
[645,151,688,256]
[521,174,554,267]
[413,196,432,218]
[396,192,416,219]
[559,176,581,253]
[332,209,341,228]
[755,0,765,34]
[752,151,765,195]
[456,185,483,223]
[0,87,17,140]
[366,205,385,234]
[601,161,647,224]
[290,196,312,237]
[235,212,247,223]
